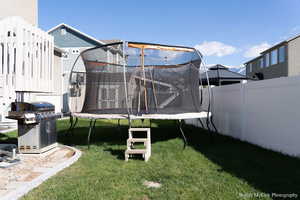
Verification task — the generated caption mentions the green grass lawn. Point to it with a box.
[1,119,300,200]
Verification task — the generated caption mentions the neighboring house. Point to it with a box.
[48,24,106,113]
[245,34,300,80]
[0,0,38,26]
[200,65,248,86]
[0,16,64,131]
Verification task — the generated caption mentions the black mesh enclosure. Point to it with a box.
[69,42,202,115]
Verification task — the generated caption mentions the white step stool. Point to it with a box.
[125,128,151,162]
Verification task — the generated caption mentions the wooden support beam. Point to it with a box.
[128,43,194,52]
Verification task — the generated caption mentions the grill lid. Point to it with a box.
[11,102,55,112]
[30,102,55,112]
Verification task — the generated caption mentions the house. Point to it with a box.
[200,65,248,86]
[0,0,38,26]
[48,24,106,113]
[245,34,300,80]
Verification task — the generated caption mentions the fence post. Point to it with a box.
[241,80,247,141]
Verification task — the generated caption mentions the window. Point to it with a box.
[61,28,67,35]
[72,48,80,54]
[62,52,69,59]
[271,49,278,65]
[249,63,252,72]
[265,53,270,67]
[279,46,286,63]
[259,58,264,68]
[98,86,119,109]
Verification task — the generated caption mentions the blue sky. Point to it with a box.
[39,0,300,68]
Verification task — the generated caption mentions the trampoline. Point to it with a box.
[68,41,212,148]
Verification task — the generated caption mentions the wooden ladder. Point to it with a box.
[125,128,151,162]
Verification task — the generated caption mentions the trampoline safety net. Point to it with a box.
[69,42,203,115]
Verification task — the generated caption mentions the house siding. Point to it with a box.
[0,0,38,26]
[246,46,288,79]
[287,37,300,76]
[49,26,100,48]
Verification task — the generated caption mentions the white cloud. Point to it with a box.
[243,42,271,58]
[194,41,237,57]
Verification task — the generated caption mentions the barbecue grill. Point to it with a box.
[7,102,60,153]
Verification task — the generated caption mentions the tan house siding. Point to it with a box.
[287,37,300,76]
[0,0,38,26]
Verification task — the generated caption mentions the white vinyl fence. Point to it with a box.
[186,76,300,157]
[0,17,54,124]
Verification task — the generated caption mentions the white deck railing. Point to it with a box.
[0,16,54,95]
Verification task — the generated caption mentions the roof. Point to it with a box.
[209,64,228,70]
[99,39,122,44]
[200,64,247,81]
[47,23,105,46]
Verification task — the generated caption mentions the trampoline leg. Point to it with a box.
[128,119,132,129]
[210,115,218,134]
[117,119,122,133]
[141,119,144,127]
[68,116,78,138]
[92,119,97,138]
[178,120,188,149]
[87,119,94,149]
[198,118,204,129]
[67,115,74,135]
[206,117,214,144]
[71,117,78,137]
